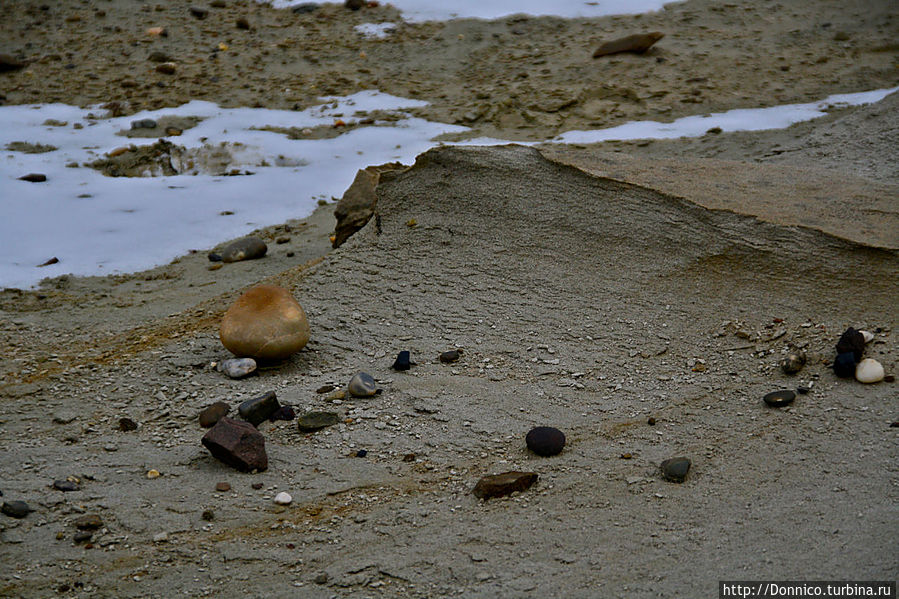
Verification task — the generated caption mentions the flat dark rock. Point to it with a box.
[472,471,538,500]
[763,389,796,407]
[220,237,267,263]
[660,457,691,482]
[298,411,339,432]
[19,173,47,182]
[53,480,79,492]
[439,349,461,363]
[201,417,268,472]
[74,514,103,530]
[199,401,230,428]
[525,426,566,456]
[238,391,280,426]
[2,500,33,519]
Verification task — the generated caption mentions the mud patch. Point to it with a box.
[5,141,57,153]
[89,139,260,177]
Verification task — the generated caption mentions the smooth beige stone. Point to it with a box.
[220,285,310,361]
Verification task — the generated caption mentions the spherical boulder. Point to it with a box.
[220,285,310,361]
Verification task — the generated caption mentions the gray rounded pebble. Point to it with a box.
[2,500,33,519]
[660,457,691,482]
[221,237,267,263]
[348,372,378,397]
[217,357,257,379]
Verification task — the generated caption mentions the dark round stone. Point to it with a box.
[53,480,79,492]
[391,350,412,371]
[118,417,138,432]
[836,328,865,362]
[439,350,461,363]
[647,417,656,426]
[660,457,691,482]
[202,510,215,521]
[833,352,857,378]
[781,351,806,375]
[763,389,796,407]
[2,500,33,519]
[525,426,566,457]
[355,449,368,458]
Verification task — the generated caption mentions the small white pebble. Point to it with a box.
[274,491,293,505]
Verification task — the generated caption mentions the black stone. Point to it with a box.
[525,426,566,457]
[238,391,280,426]
[199,401,230,428]
[439,349,461,363]
[189,6,209,19]
[130,118,157,130]
[763,389,796,407]
[208,253,222,262]
[355,449,367,457]
[836,327,865,362]
[660,457,691,483]
[391,350,412,371]
[118,417,138,431]
[345,0,363,10]
[53,480,80,492]
[269,405,296,422]
[202,509,215,521]
[2,500,33,519]
[298,411,339,432]
[796,386,811,395]
[833,352,857,378]
[73,531,93,543]
[19,173,47,182]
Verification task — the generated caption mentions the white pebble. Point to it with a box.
[153,532,169,543]
[859,330,875,343]
[855,358,884,384]
[274,491,293,505]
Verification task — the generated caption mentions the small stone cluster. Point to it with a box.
[833,327,884,384]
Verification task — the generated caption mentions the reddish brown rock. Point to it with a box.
[198,401,230,428]
[332,162,406,248]
[592,32,664,58]
[220,285,310,361]
[201,417,268,472]
[472,471,538,500]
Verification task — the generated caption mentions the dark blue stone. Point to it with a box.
[833,352,857,378]
[392,350,412,371]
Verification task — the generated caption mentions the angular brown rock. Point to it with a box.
[332,162,406,248]
[472,471,538,500]
[592,32,664,58]
[220,285,310,361]
[198,401,230,428]
[201,417,268,472]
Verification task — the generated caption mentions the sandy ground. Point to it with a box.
[1,1,898,597]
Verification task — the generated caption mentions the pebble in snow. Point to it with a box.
[763,390,795,407]
[19,173,47,182]
[855,358,885,384]
[217,357,257,379]
[391,350,412,371]
[525,426,566,456]
[2,501,33,519]
[660,457,691,483]
[274,491,292,505]
[348,372,379,397]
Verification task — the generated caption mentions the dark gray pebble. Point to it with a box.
[189,6,209,18]
[74,514,103,530]
[118,417,138,432]
[130,118,157,130]
[796,386,810,395]
[202,509,215,521]
[763,390,796,407]
[270,405,296,422]
[2,500,33,519]
[660,457,691,483]
[298,411,339,432]
[525,426,566,456]
[73,531,93,543]
[292,2,319,13]
[391,350,412,371]
[221,237,267,263]
[238,390,280,426]
[439,349,461,363]
[148,51,172,63]
[355,449,367,457]
[53,480,80,492]
[780,351,806,375]
[208,253,222,262]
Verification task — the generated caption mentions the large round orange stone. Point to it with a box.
[220,285,310,361]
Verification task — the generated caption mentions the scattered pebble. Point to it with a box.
[355,449,368,458]
[859,330,875,343]
[274,491,292,505]
[73,531,93,543]
[402,453,416,462]
[53,479,79,492]
[855,358,885,384]
[217,357,257,379]
[316,384,337,394]
[189,6,209,19]
[593,32,664,58]
[199,401,230,428]
[215,482,231,492]
[148,51,171,63]
[647,417,656,426]
[251,482,264,490]
[153,532,169,543]
[19,173,47,182]
[439,349,462,363]
[2,501,33,519]
[780,351,806,375]
[208,253,223,262]
[236,17,250,30]
[238,390,281,426]
[155,62,177,75]
[660,457,691,483]
[202,510,215,521]
[525,426,566,457]
[221,237,268,263]
[0,53,27,72]
[201,417,268,472]
[37,257,59,267]
[118,417,138,432]
[473,471,538,500]
[763,389,796,407]
[146,469,161,479]
[220,285,310,361]
[348,372,379,397]
[269,406,296,422]
[73,514,103,530]
[130,118,157,130]
[391,350,412,371]
[298,411,340,432]
[796,385,811,395]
